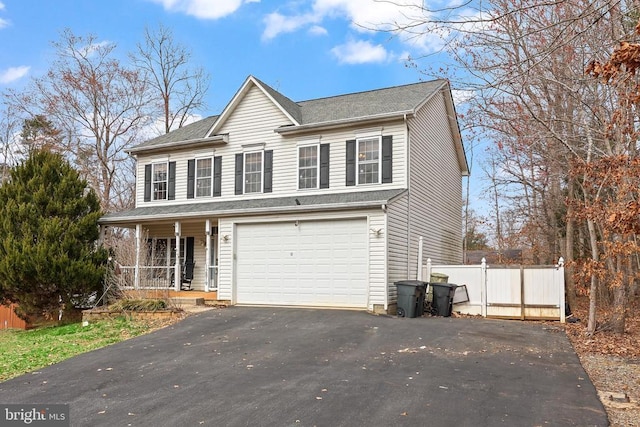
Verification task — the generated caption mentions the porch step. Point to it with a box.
[169,297,205,307]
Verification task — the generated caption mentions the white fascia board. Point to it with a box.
[275,111,413,135]
[205,76,300,137]
[127,135,228,154]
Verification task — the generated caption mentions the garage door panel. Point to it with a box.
[236,219,368,307]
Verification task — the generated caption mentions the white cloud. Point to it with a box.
[308,25,328,36]
[263,12,318,40]
[0,17,8,29]
[0,66,30,84]
[331,40,389,64]
[260,0,452,54]
[451,89,475,104]
[0,2,5,11]
[148,0,248,19]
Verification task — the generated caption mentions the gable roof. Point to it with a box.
[205,75,302,137]
[128,76,462,165]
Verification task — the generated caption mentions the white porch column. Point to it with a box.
[205,219,211,292]
[174,221,181,291]
[134,224,141,289]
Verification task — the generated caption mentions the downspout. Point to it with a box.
[383,203,388,311]
[404,113,412,276]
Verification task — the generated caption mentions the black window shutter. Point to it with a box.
[382,135,393,183]
[320,143,330,189]
[186,237,195,264]
[168,162,176,200]
[187,159,195,199]
[144,164,152,202]
[235,153,243,195]
[264,150,273,193]
[213,156,222,197]
[345,140,356,186]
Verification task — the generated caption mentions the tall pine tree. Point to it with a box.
[0,150,108,321]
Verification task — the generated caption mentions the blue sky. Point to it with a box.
[0,0,483,209]
[0,0,462,111]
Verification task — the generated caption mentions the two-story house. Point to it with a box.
[99,75,468,314]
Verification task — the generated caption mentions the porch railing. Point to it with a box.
[116,266,173,290]
[115,265,219,291]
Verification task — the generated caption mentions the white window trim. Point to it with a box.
[297,143,320,190]
[243,150,264,194]
[356,135,382,186]
[195,156,214,198]
[152,161,169,201]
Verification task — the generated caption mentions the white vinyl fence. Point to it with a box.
[424,258,566,322]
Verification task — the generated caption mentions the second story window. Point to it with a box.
[188,156,221,199]
[357,137,381,185]
[153,163,168,200]
[196,158,212,197]
[346,135,391,187]
[244,151,263,194]
[144,161,175,202]
[235,149,273,195]
[298,145,319,189]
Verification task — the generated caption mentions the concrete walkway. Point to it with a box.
[0,307,608,426]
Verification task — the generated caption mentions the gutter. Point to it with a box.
[127,134,229,155]
[99,194,407,226]
[275,111,414,135]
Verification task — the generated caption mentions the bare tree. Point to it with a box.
[383,0,640,332]
[4,29,153,212]
[132,24,209,134]
[0,102,21,181]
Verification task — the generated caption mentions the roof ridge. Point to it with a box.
[296,79,446,104]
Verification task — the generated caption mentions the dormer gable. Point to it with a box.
[205,75,301,137]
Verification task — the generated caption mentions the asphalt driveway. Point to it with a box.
[0,307,608,426]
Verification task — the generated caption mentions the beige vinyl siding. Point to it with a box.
[407,91,463,272]
[134,85,409,207]
[386,193,409,303]
[367,210,387,308]
[216,218,234,301]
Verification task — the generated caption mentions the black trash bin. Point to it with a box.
[430,283,458,317]
[395,280,426,318]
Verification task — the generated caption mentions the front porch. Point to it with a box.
[104,218,222,295]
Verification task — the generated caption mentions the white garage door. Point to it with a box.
[235,218,368,308]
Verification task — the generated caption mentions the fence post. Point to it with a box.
[481,258,487,318]
[520,264,525,321]
[557,257,565,323]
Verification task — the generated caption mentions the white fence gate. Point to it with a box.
[423,258,566,322]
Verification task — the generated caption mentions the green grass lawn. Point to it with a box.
[0,318,155,382]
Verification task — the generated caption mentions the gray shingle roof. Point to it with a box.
[100,189,406,225]
[133,115,219,150]
[131,77,448,151]
[253,76,302,124]
[298,79,446,124]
